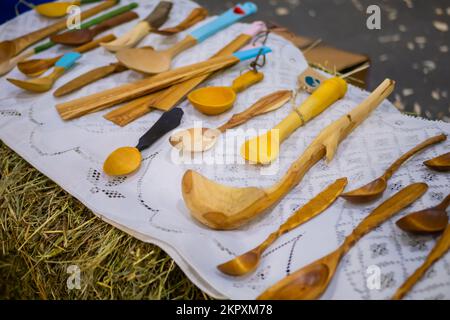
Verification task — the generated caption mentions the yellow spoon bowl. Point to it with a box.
[35,1,80,18]
[103,147,142,176]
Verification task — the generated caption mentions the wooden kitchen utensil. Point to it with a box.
[257,182,428,300]
[100,1,174,52]
[169,90,291,153]
[56,47,272,120]
[50,10,138,46]
[18,34,115,77]
[116,2,258,74]
[217,178,348,276]
[0,0,117,66]
[341,134,446,204]
[181,79,395,230]
[396,194,450,234]
[35,0,102,18]
[188,70,264,115]
[241,77,348,165]
[424,152,450,172]
[103,21,267,126]
[103,108,183,176]
[8,52,81,93]
[392,222,450,300]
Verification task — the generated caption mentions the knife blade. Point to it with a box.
[53,62,127,97]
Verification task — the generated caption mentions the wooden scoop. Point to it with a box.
[50,10,138,46]
[169,90,291,152]
[396,193,450,234]
[182,79,395,230]
[116,2,258,74]
[0,0,117,67]
[217,178,347,277]
[392,221,450,300]
[8,52,81,93]
[18,34,115,77]
[35,0,102,18]
[257,182,427,300]
[100,1,174,52]
[241,77,347,165]
[424,152,450,172]
[341,134,446,204]
[103,108,183,176]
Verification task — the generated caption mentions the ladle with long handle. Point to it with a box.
[257,182,428,300]
[116,2,258,74]
[181,79,395,230]
[340,134,446,204]
[35,0,102,18]
[424,152,450,172]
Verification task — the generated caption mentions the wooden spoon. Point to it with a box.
[217,178,347,277]
[341,134,447,204]
[116,3,258,74]
[103,108,183,176]
[240,77,348,165]
[7,52,81,93]
[169,90,291,152]
[392,222,450,300]
[424,152,450,172]
[50,10,138,46]
[18,34,115,77]
[396,194,450,234]
[181,79,395,230]
[0,0,117,66]
[35,0,102,18]
[257,182,428,300]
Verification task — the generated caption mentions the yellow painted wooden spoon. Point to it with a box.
[35,0,102,18]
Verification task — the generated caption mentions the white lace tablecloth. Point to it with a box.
[1,0,449,300]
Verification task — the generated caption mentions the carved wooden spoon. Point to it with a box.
[217,178,347,276]
[424,152,450,172]
[396,193,450,234]
[257,182,428,300]
[169,90,292,153]
[341,134,446,204]
[392,221,450,300]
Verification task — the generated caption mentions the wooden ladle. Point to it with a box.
[396,194,450,234]
[424,152,450,172]
[50,10,138,46]
[182,79,395,230]
[257,182,427,300]
[169,90,291,152]
[8,52,81,93]
[35,0,102,18]
[18,34,115,77]
[116,3,258,74]
[217,178,347,277]
[340,134,446,204]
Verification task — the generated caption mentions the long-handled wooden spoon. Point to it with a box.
[18,34,115,77]
[50,10,138,46]
[257,182,428,300]
[116,2,258,74]
[218,178,347,277]
[56,46,272,120]
[182,79,395,230]
[396,194,450,234]
[8,52,81,93]
[100,1,174,52]
[424,152,450,172]
[35,0,102,18]
[0,0,117,66]
[103,108,184,176]
[341,134,447,204]
[169,90,291,153]
[392,221,450,300]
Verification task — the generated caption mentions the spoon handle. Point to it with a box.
[341,183,428,253]
[152,7,208,36]
[142,1,173,29]
[392,222,450,300]
[436,193,450,211]
[383,134,447,180]
[136,108,184,151]
[218,90,292,132]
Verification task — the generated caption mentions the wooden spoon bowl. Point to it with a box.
[0,41,16,65]
[103,146,142,176]
[424,152,450,172]
[8,76,55,92]
[169,127,220,152]
[340,177,387,203]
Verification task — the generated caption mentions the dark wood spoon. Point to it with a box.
[424,152,450,172]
